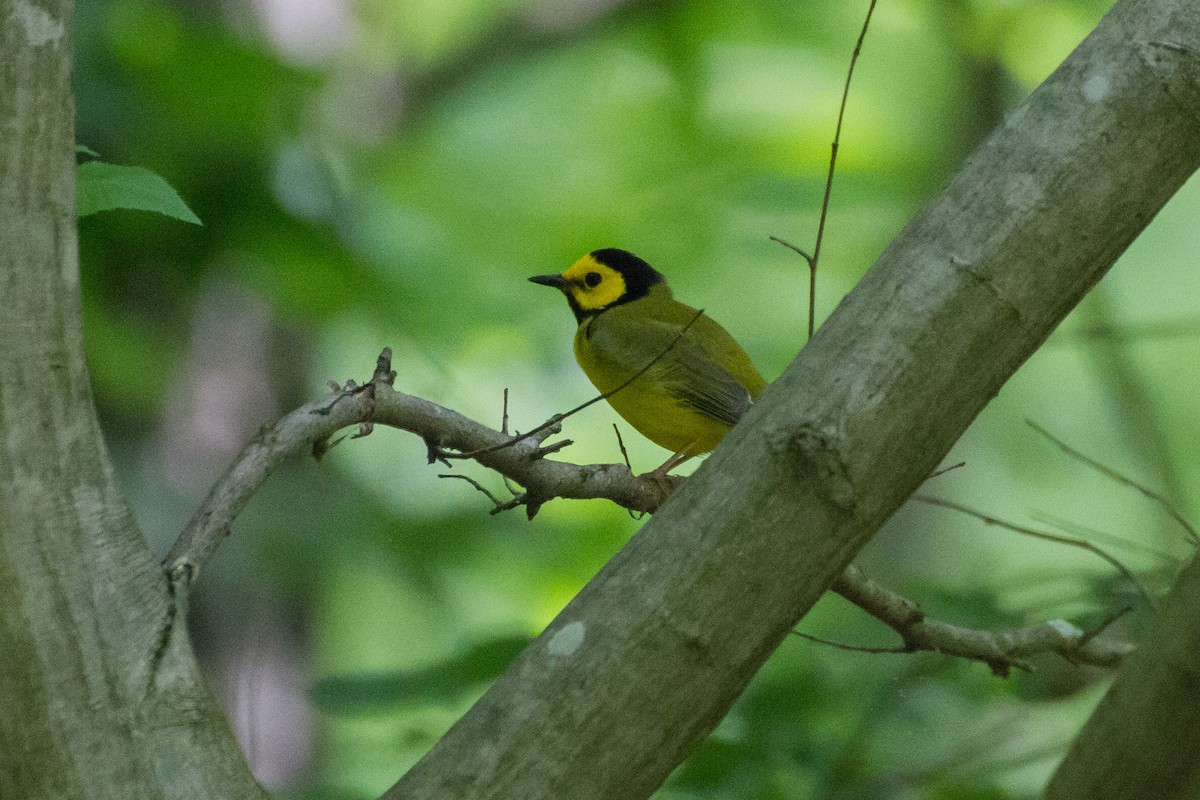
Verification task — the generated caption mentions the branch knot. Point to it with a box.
[778,425,855,511]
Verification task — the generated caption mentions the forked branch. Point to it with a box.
[163,349,674,583]
[164,350,1134,672]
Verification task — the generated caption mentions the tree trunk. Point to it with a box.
[1045,550,1200,800]
[0,0,265,797]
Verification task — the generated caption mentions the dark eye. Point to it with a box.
[584,272,602,288]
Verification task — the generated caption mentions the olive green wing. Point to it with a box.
[665,342,753,426]
[584,306,755,427]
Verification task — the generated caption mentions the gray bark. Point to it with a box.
[1045,551,1200,800]
[0,0,265,797]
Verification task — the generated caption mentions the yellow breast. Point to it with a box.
[572,296,765,458]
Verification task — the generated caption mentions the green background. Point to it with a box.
[74,0,1199,796]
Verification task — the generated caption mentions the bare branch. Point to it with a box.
[164,349,671,582]
[164,347,1139,682]
[768,235,814,268]
[829,565,1133,676]
[929,461,966,479]
[789,629,912,656]
[612,425,648,521]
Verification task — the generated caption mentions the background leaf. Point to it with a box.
[76,160,202,224]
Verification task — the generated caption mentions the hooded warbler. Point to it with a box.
[530,248,767,478]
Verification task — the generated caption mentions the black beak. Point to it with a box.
[529,274,570,290]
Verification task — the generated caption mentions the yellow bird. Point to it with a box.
[530,248,767,479]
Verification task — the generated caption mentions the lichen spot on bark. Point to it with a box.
[12,0,65,47]
[1083,72,1111,103]
[547,621,586,657]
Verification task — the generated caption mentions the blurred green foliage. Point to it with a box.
[73,0,1199,797]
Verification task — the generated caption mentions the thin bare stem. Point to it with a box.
[913,495,1154,608]
[773,0,878,342]
[612,424,646,521]
[438,473,523,515]
[613,424,633,472]
[809,0,878,339]
[1027,418,1198,545]
[1075,604,1132,651]
[790,630,912,655]
[442,308,706,461]
[1032,511,1179,567]
[439,473,506,507]
[929,461,967,480]
[769,235,813,267]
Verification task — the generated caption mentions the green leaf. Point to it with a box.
[76,161,202,224]
[75,144,101,158]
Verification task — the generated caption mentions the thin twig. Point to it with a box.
[810,0,878,338]
[790,630,911,655]
[769,235,813,268]
[1027,418,1198,545]
[612,425,645,521]
[438,473,523,515]
[441,308,706,461]
[913,495,1154,608]
[830,564,1132,675]
[773,0,878,341]
[501,388,510,435]
[1075,604,1132,651]
[613,424,633,473]
[1032,511,1179,567]
[438,473,507,507]
[929,461,966,480]
[534,439,574,459]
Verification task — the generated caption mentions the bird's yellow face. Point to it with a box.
[530,248,667,324]
[556,253,629,312]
